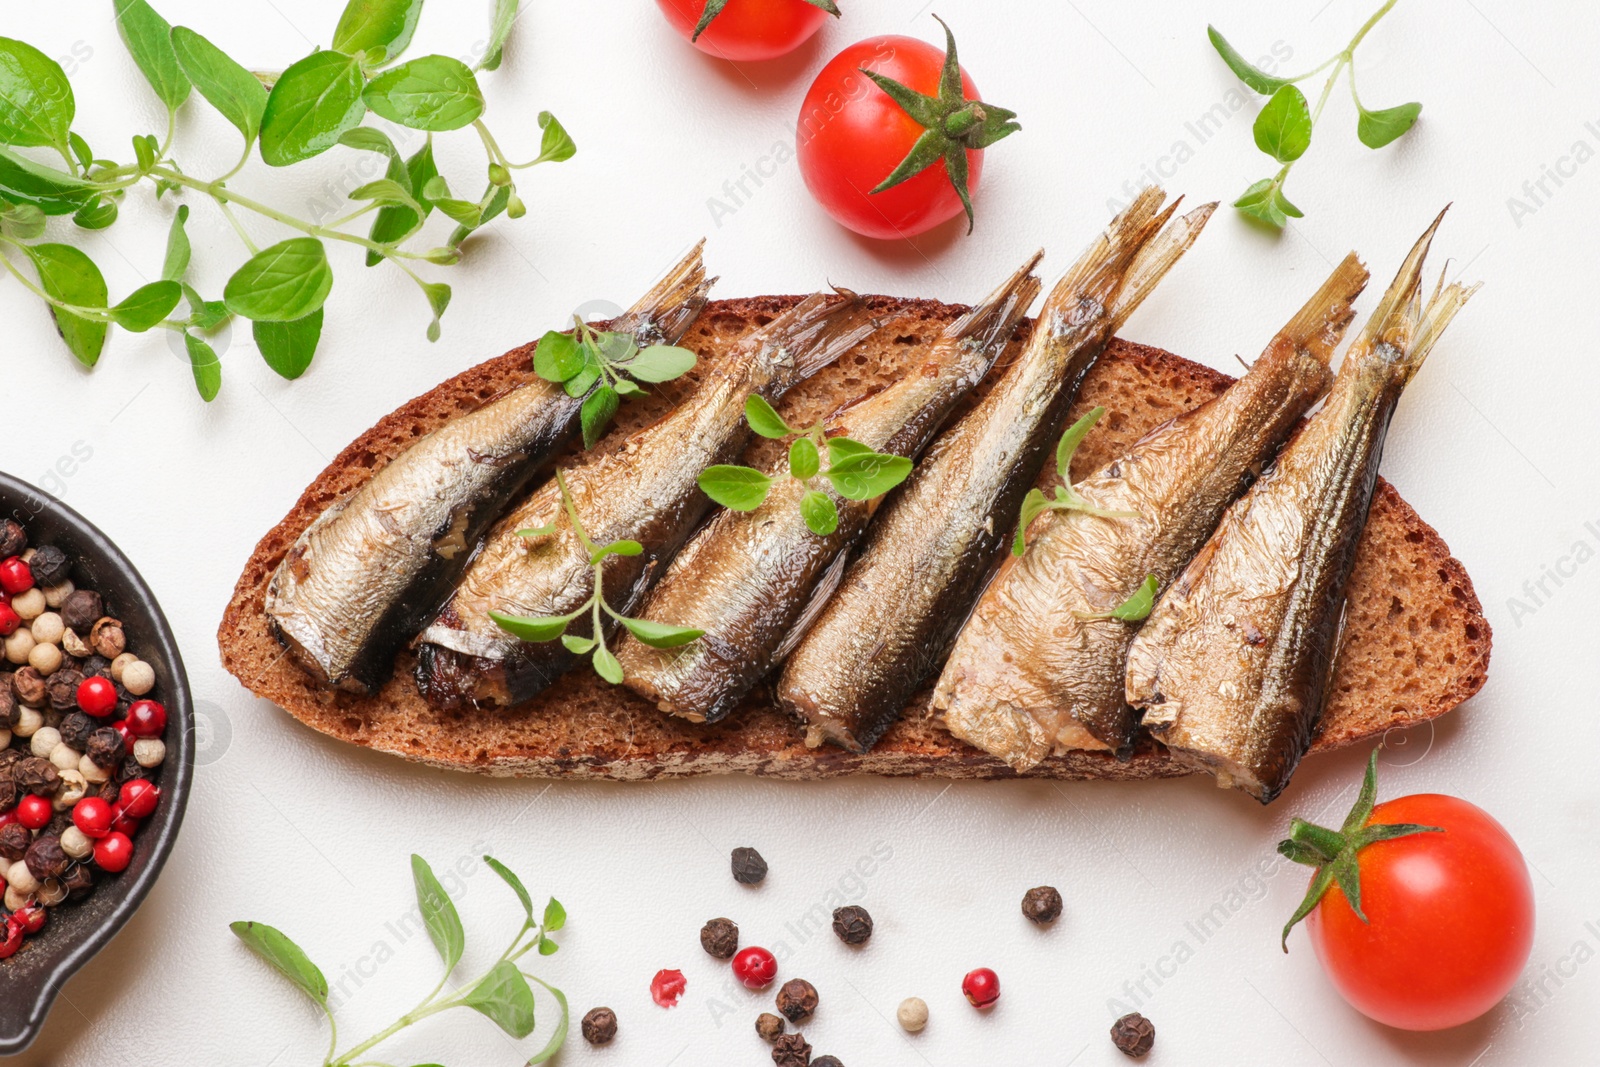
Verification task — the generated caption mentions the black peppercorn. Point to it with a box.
[46,810,71,837]
[80,654,112,680]
[0,520,25,559]
[14,756,60,796]
[770,1032,811,1067]
[46,668,85,714]
[28,545,69,587]
[87,727,125,769]
[700,916,739,959]
[62,862,94,899]
[1110,1012,1155,1058]
[776,978,819,1024]
[117,754,152,783]
[12,667,47,708]
[58,711,95,751]
[0,776,16,813]
[580,1006,617,1045]
[25,834,68,880]
[0,677,16,728]
[831,905,873,945]
[756,1012,786,1042]
[1022,885,1064,925]
[812,1057,844,1067]
[732,846,768,885]
[59,589,103,633]
[0,823,30,862]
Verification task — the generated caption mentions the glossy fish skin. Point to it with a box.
[778,189,1215,753]
[266,244,712,693]
[617,255,1045,724]
[1127,211,1477,803]
[935,253,1369,770]
[416,291,880,709]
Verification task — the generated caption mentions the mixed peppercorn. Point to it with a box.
[0,519,169,960]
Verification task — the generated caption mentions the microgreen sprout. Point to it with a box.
[1012,406,1138,556]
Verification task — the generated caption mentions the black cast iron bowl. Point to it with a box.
[0,472,193,1055]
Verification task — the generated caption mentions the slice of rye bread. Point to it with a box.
[219,294,1491,782]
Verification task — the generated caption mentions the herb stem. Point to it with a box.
[323,1004,339,1067]
[216,199,260,255]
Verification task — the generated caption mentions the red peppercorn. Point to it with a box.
[16,795,52,830]
[118,779,160,819]
[732,946,778,990]
[93,831,134,873]
[0,921,22,959]
[0,601,18,637]
[111,720,134,748]
[0,557,32,596]
[0,808,16,828]
[72,796,114,838]
[650,968,687,1008]
[77,675,118,717]
[109,805,140,837]
[17,906,44,934]
[125,699,167,738]
[962,967,1001,1009]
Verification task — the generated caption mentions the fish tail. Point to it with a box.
[1277,251,1370,364]
[616,239,716,345]
[943,250,1044,351]
[754,288,880,395]
[1353,207,1478,382]
[1103,199,1218,333]
[1038,187,1169,325]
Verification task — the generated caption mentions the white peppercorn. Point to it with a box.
[29,726,61,759]
[122,659,155,696]
[110,652,136,683]
[60,825,92,860]
[12,706,42,738]
[30,612,64,645]
[49,743,80,771]
[11,588,45,621]
[132,737,165,768]
[4,629,35,665]
[40,580,73,609]
[27,640,62,675]
[7,860,39,895]
[897,997,928,1033]
[37,878,67,906]
[61,628,90,658]
[54,769,87,808]
[78,753,110,784]
[4,886,31,911]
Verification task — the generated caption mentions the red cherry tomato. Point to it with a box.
[93,831,134,873]
[1304,792,1533,1030]
[656,0,833,62]
[962,966,1000,1008]
[731,945,778,989]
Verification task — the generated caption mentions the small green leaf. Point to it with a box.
[461,960,536,1038]
[254,307,324,379]
[348,176,422,215]
[613,378,644,397]
[1111,574,1159,622]
[1206,25,1291,94]
[824,452,914,501]
[800,490,839,536]
[1055,406,1106,477]
[259,50,366,166]
[229,921,327,1004]
[561,634,595,654]
[114,0,191,112]
[1357,101,1422,149]
[490,609,575,643]
[171,26,268,148]
[1233,177,1292,229]
[823,436,875,465]
[543,896,566,932]
[1012,487,1050,556]
[109,280,182,331]
[0,203,45,240]
[580,385,619,448]
[411,854,465,973]
[430,197,482,229]
[365,138,436,266]
[563,363,600,398]
[626,344,696,383]
[365,55,484,131]
[0,143,96,215]
[332,0,425,64]
[533,330,583,382]
[184,330,221,401]
[68,132,93,170]
[744,394,792,439]
[515,523,558,539]
[592,645,623,684]
[337,125,400,161]
[535,110,575,162]
[698,465,774,511]
[790,436,820,481]
[224,237,333,322]
[538,935,559,956]
[71,196,118,230]
[182,282,229,330]
[617,615,704,650]
[591,539,643,562]
[0,36,75,152]
[26,243,107,366]
[1253,84,1312,163]
[480,0,518,71]
[131,133,156,172]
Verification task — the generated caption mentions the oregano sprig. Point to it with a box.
[531,318,698,447]
[697,395,914,536]
[1012,406,1138,556]
[231,853,570,1066]
[1210,0,1420,228]
[0,0,574,399]
[488,471,704,683]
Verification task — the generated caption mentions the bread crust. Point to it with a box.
[218,295,1491,781]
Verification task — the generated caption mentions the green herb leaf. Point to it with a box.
[592,645,623,684]
[535,110,575,163]
[461,960,536,1038]
[698,465,774,511]
[170,26,268,149]
[1253,84,1312,163]
[68,132,93,169]
[617,616,704,650]
[1012,487,1050,556]
[224,236,333,321]
[0,203,45,240]
[349,176,423,215]
[421,175,484,227]
[332,0,425,65]
[71,196,118,230]
[538,935,559,955]
[0,144,96,215]
[800,490,839,536]
[336,125,400,161]
[365,55,484,131]
[1056,405,1105,477]
[109,280,182,331]
[365,138,436,265]
[744,394,792,439]
[591,539,643,562]
[184,330,221,401]
[114,0,191,112]
[1111,574,1159,622]
[0,36,75,153]
[1233,176,1303,229]
[563,362,600,398]
[580,385,619,448]
[26,243,107,366]
[626,344,696,383]
[415,280,448,342]
[543,896,566,932]
[480,0,518,70]
[410,854,465,973]
[515,523,558,539]
[524,975,570,1064]
[823,436,875,465]
[489,609,575,643]
[533,330,584,382]
[1356,100,1422,149]
[253,307,324,379]
[824,452,913,501]
[1206,25,1291,94]
[229,921,328,1004]
[789,436,820,480]
[131,133,156,172]
[182,282,229,330]
[259,50,366,166]
[561,634,595,654]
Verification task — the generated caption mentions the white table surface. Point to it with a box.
[5,1,1597,1063]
